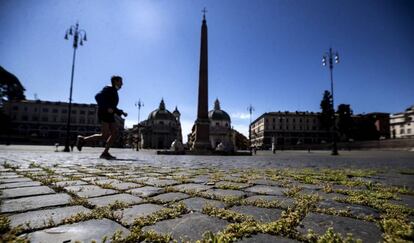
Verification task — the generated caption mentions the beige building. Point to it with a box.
[250,111,329,149]
[390,105,414,138]
[2,100,124,145]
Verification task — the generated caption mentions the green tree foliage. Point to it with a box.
[0,66,26,103]
[337,104,353,140]
[0,66,25,142]
[319,90,334,130]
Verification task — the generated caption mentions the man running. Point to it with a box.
[76,75,127,159]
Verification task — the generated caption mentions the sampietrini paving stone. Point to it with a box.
[0,186,55,199]
[391,194,414,208]
[150,192,190,203]
[181,197,226,212]
[0,181,41,189]
[80,176,108,182]
[144,178,179,187]
[248,179,283,186]
[188,175,210,183]
[109,182,142,190]
[244,195,295,209]
[1,193,71,213]
[23,219,130,243]
[229,205,283,223]
[115,203,165,226]
[127,186,164,197]
[243,185,286,196]
[202,189,246,199]
[87,193,143,207]
[54,180,88,187]
[171,183,212,193]
[317,200,381,219]
[296,212,382,243]
[9,206,91,230]
[63,185,117,198]
[93,179,122,185]
[0,173,21,179]
[142,212,229,242]
[0,177,33,184]
[214,181,250,189]
[237,233,301,243]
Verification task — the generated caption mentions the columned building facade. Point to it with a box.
[138,99,182,149]
[390,105,414,139]
[2,100,124,146]
[250,111,329,149]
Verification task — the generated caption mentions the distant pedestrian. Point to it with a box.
[76,76,128,159]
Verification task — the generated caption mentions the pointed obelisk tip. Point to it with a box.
[202,7,207,21]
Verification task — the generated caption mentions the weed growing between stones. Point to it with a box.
[379,215,414,242]
[132,202,188,229]
[99,182,117,190]
[199,194,320,242]
[334,191,414,215]
[68,192,92,208]
[202,206,254,223]
[305,228,362,243]
[215,183,246,191]
[322,183,334,193]
[108,200,130,211]
[28,162,41,168]
[2,161,19,170]
[0,215,10,234]
[0,215,27,243]
[41,167,55,175]
[62,205,122,225]
[283,185,302,197]
[241,198,283,209]
[112,229,175,243]
[314,206,375,222]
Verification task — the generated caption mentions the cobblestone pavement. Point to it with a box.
[1,145,413,242]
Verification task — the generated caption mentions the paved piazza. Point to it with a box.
[0,145,413,242]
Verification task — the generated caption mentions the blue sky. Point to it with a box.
[1,0,413,140]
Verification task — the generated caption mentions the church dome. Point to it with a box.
[172,106,181,116]
[148,99,176,120]
[209,99,231,121]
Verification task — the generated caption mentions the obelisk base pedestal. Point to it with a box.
[191,119,211,151]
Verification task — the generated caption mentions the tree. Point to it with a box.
[0,66,25,144]
[337,104,353,141]
[0,66,26,103]
[319,90,334,130]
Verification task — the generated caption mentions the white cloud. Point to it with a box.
[124,119,136,129]
[232,123,249,138]
[231,112,250,120]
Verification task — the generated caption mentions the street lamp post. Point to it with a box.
[63,22,87,152]
[322,48,340,155]
[247,104,255,153]
[135,99,144,151]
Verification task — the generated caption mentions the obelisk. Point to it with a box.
[192,9,211,151]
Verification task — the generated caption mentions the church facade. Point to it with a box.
[138,99,182,149]
[188,99,235,151]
